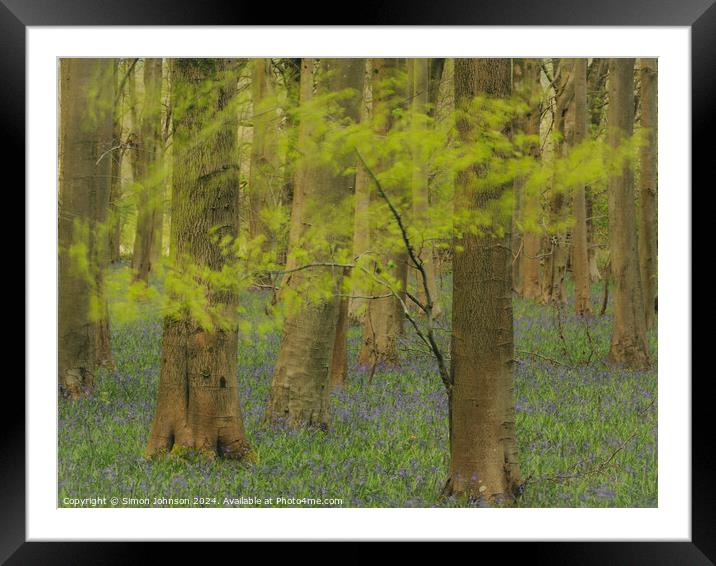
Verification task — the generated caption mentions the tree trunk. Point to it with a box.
[410,58,442,317]
[131,58,163,283]
[446,58,521,502]
[248,59,281,257]
[108,59,126,264]
[348,60,372,323]
[357,58,408,369]
[540,59,571,305]
[518,59,543,301]
[266,58,365,427]
[146,59,250,459]
[586,58,608,282]
[59,59,114,398]
[606,58,650,369]
[638,58,658,330]
[572,59,592,316]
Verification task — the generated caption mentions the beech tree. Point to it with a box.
[540,59,572,305]
[409,58,442,318]
[266,58,365,426]
[516,58,543,301]
[606,58,650,369]
[58,58,114,398]
[131,58,164,283]
[146,59,251,459]
[357,58,408,369]
[446,58,521,501]
[571,58,592,316]
[248,58,281,250]
[638,58,658,329]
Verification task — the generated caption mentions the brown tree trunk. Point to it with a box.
[131,58,163,283]
[446,58,521,502]
[357,58,408,369]
[329,278,350,389]
[606,58,650,369]
[108,59,126,264]
[266,59,365,427]
[146,59,250,459]
[572,59,592,316]
[410,58,442,317]
[638,58,658,330]
[348,60,372,323]
[248,59,281,257]
[519,59,543,301]
[587,58,608,282]
[58,59,114,398]
[540,59,572,305]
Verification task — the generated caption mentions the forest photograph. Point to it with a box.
[58,56,658,509]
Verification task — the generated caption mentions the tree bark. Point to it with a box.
[638,58,658,330]
[606,58,650,369]
[586,58,608,282]
[540,59,571,305]
[59,59,114,398]
[572,59,592,316]
[131,58,164,283]
[248,59,281,257]
[446,58,521,503]
[266,58,365,427]
[146,59,250,459]
[357,58,408,369]
[348,60,372,323]
[410,58,442,317]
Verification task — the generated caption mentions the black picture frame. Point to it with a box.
[9,1,705,562]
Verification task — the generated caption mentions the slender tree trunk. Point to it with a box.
[266,59,365,427]
[108,59,126,264]
[606,58,650,369]
[146,59,250,459]
[348,60,372,323]
[519,59,543,301]
[638,58,658,329]
[572,59,592,316]
[446,58,521,502]
[541,59,573,305]
[411,58,442,317]
[131,58,163,283]
[59,59,114,398]
[357,58,408,369]
[586,58,608,282]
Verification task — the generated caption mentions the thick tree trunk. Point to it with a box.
[329,287,350,389]
[357,58,408,369]
[638,58,658,330]
[146,59,250,459]
[131,58,163,283]
[519,59,543,301]
[266,59,365,427]
[606,58,650,369]
[446,58,521,503]
[572,59,592,316]
[248,59,281,253]
[59,59,114,398]
[410,58,442,317]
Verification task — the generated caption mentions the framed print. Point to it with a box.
[10,0,708,562]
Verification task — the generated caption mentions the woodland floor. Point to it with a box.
[58,272,658,508]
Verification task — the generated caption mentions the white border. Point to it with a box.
[27,26,691,541]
